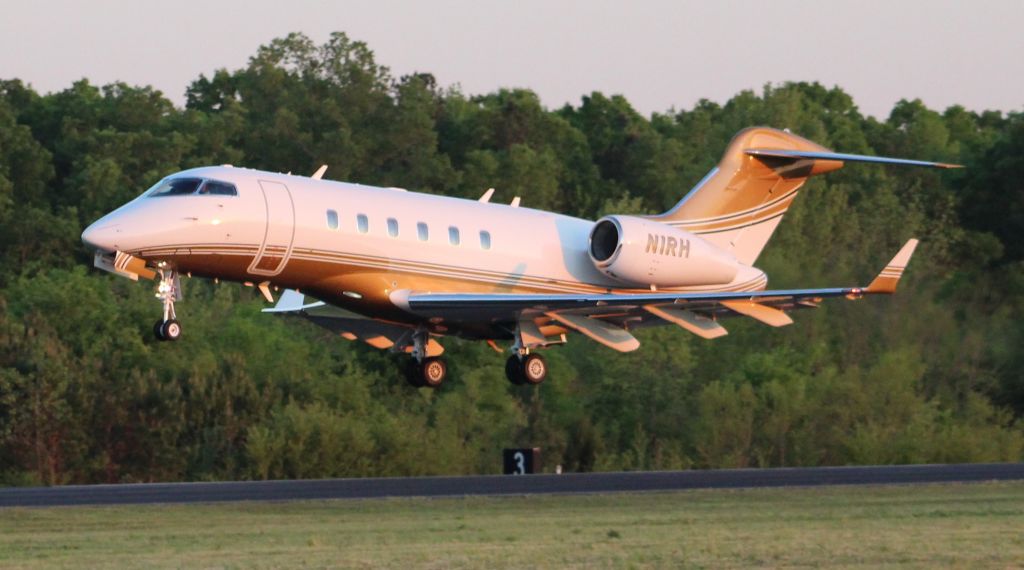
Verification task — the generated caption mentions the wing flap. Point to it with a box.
[720,300,794,327]
[644,305,728,339]
[545,312,640,352]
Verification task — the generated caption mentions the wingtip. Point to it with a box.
[866,239,919,294]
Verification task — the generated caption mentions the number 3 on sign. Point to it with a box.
[513,451,525,474]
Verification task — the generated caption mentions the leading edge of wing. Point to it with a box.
[399,286,854,313]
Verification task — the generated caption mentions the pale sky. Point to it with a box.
[1,0,1021,119]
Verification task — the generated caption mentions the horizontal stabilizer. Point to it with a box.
[746,149,962,169]
[644,305,728,339]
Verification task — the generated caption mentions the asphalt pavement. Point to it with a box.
[2,463,1022,508]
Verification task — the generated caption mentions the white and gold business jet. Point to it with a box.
[81,127,957,388]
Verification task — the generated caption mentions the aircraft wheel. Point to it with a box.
[161,319,182,342]
[153,320,167,341]
[522,353,547,385]
[420,357,447,388]
[404,360,425,388]
[505,355,526,385]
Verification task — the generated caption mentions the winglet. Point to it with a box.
[865,239,919,294]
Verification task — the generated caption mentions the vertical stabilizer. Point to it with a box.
[648,127,841,265]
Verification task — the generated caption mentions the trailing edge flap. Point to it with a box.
[644,305,728,339]
[545,312,640,352]
[720,300,793,327]
[517,317,548,347]
[866,239,919,294]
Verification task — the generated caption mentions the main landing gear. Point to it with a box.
[403,327,448,388]
[505,352,548,386]
[404,357,447,388]
[153,268,182,342]
[503,319,550,386]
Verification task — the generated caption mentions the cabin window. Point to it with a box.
[357,214,369,234]
[417,222,429,241]
[326,209,339,230]
[448,226,460,246]
[387,217,399,237]
[147,178,203,197]
[198,180,238,196]
[479,230,492,250]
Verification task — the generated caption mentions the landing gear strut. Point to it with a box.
[153,268,182,342]
[505,352,547,385]
[403,327,447,388]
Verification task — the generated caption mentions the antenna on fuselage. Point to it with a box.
[311,165,328,180]
[478,188,495,203]
[510,196,521,208]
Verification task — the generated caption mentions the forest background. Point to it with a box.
[1,33,1022,485]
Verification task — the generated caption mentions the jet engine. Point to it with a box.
[588,215,739,288]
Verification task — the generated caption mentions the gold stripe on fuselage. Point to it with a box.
[133,243,767,320]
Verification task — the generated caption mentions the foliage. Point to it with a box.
[0,33,1021,484]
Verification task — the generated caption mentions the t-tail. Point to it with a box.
[647,127,960,265]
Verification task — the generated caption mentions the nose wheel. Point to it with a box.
[154,319,182,341]
[153,268,182,342]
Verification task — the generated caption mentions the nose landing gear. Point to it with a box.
[153,268,182,342]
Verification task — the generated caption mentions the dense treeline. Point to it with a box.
[1,32,1022,485]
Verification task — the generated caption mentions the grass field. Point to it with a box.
[1,482,1022,569]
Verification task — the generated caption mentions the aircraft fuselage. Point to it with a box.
[82,166,765,334]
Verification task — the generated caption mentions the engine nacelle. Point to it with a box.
[588,216,739,288]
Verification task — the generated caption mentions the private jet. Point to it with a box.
[81,127,957,388]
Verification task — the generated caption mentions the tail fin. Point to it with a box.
[648,127,957,265]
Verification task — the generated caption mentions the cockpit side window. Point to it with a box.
[147,178,203,197]
[198,180,238,196]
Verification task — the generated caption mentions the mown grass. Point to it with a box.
[1,482,1022,569]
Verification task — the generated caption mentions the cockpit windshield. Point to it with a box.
[146,178,238,197]
[198,180,238,195]
[147,178,203,197]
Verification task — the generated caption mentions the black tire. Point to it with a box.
[404,360,425,388]
[161,319,182,341]
[153,320,166,341]
[505,355,525,385]
[420,357,447,388]
[521,353,547,385]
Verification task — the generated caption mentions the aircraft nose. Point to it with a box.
[81,221,121,252]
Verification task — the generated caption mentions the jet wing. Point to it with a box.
[263,290,443,356]
[392,239,918,351]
